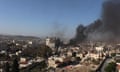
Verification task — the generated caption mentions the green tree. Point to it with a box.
[111,53,116,57]
[35,45,52,59]
[11,57,19,72]
[104,62,116,72]
[4,62,10,72]
[22,47,36,57]
[22,45,52,59]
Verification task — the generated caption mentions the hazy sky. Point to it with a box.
[0,0,103,38]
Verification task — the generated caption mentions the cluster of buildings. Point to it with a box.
[46,38,119,72]
[0,37,120,72]
[0,39,43,72]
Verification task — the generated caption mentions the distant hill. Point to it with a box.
[0,34,41,40]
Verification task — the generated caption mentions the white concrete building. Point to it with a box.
[48,56,64,68]
[46,37,50,46]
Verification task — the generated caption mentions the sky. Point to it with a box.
[0,0,103,38]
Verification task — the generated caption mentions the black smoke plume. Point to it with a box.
[70,25,86,44]
[72,0,120,43]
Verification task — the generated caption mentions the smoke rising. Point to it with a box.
[50,22,67,40]
[73,0,120,42]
